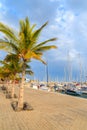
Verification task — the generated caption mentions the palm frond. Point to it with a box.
[0,22,18,41]
[32,38,57,51]
[0,39,19,53]
[26,70,33,75]
[30,21,48,46]
[30,24,36,32]
[32,22,48,39]
[4,53,19,62]
[35,45,57,52]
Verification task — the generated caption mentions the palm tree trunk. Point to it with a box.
[6,79,9,93]
[17,62,25,110]
[11,80,15,98]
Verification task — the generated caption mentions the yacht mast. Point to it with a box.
[78,53,82,85]
[67,51,72,83]
[45,59,49,87]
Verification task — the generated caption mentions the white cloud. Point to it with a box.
[0,2,2,8]
[45,2,87,71]
[55,6,75,31]
[69,49,79,59]
[77,12,87,38]
[0,2,8,21]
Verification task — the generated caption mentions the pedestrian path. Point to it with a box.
[0,86,87,130]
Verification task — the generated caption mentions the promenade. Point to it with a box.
[0,85,87,130]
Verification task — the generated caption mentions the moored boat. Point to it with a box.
[65,89,80,96]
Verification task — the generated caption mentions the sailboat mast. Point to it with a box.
[67,51,72,83]
[45,58,49,87]
[46,62,48,86]
[78,53,82,85]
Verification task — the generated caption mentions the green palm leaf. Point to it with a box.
[33,38,57,50]
[0,39,19,53]
[0,22,18,41]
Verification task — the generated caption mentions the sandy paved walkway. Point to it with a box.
[0,85,87,130]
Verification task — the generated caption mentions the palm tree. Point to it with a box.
[0,64,12,92]
[2,54,33,98]
[0,17,57,110]
[0,59,18,96]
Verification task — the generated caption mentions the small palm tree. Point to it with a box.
[0,59,18,95]
[3,54,33,98]
[0,64,12,92]
[0,17,57,110]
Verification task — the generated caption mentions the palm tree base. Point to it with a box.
[11,101,33,112]
[23,102,33,111]
[6,93,17,99]
[1,85,6,90]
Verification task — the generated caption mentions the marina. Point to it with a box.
[0,0,87,130]
[28,80,87,99]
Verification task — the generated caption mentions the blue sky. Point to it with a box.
[0,0,87,81]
